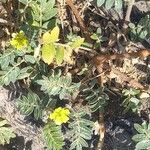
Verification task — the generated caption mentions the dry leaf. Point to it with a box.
[63,47,73,64]
[139,92,149,99]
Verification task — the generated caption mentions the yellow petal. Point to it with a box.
[55,120,62,125]
[61,116,69,123]
[55,107,62,113]
[63,109,70,115]
[49,113,56,120]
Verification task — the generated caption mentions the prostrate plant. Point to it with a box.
[43,107,94,150]
[36,70,80,100]
[82,80,109,112]
[17,91,43,120]
[0,30,35,86]
[41,26,85,65]
[132,121,150,150]
[129,14,150,42]
[19,0,57,30]
[96,0,123,14]
[90,28,106,49]
[43,121,64,150]
[68,108,94,150]
[0,119,16,145]
[122,88,141,113]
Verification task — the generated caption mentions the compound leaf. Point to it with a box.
[16,91,43,120]
[43,122,64,150]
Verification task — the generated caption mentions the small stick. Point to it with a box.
[66,0,91,42]
[123,0,135,32]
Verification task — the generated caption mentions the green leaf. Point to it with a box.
[36,70,80,100]
[42,43,56,65]
[136,140,150,150]
[0,119,16,145]
[142,121,148,130]
[29,0,57,27]
[90,33,99,41]
[18,0,28,5]
[1,66,21,86]
[134,124,144,134]
[71,37,84,48]
[132,134,148,142]
[24,55,36,64]
[43,8,57,22]
[0,120,7,127]
[16,91,43,120]
[42,26,60,44]
[83,84,108,112]
[39,0,57,22]
[0,52,15,70]
[43,122,64,150]
[133,122,150,150]
[138,14,150,39]
[69,109,94,150]
[30,2,40,22]
[105,0,115,10]
[8,67,20,83]
[115,0,123,11]
[97,0,105,7]
[130,97,140,105]
[55,46,64,65]
[17,66,33,80]
[40,0,55,10]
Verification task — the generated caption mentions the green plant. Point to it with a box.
[0,50,34,86]
[121,88,141,113]
[43,122,64,150]
[41,26,84,65]
[132,121,150,150]
[90,28,106,49]
[36,70,80,100]
[16,91,43,120]
[68,108,94,150]
[19,0,57,31]
[96,0,123,14]
[0,119,16,145]
[129,14,150,42]
[2,0,148,150]
[82,80,108,112]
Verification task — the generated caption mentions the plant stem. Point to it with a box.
[123,0,135,32]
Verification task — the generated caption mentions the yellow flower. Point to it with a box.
[49,107,70,125]
[10,30,29,50]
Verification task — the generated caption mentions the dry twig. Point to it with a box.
[123,0,135,32]
[66,0,91,42]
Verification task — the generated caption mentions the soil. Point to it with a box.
[0,86,45,150]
